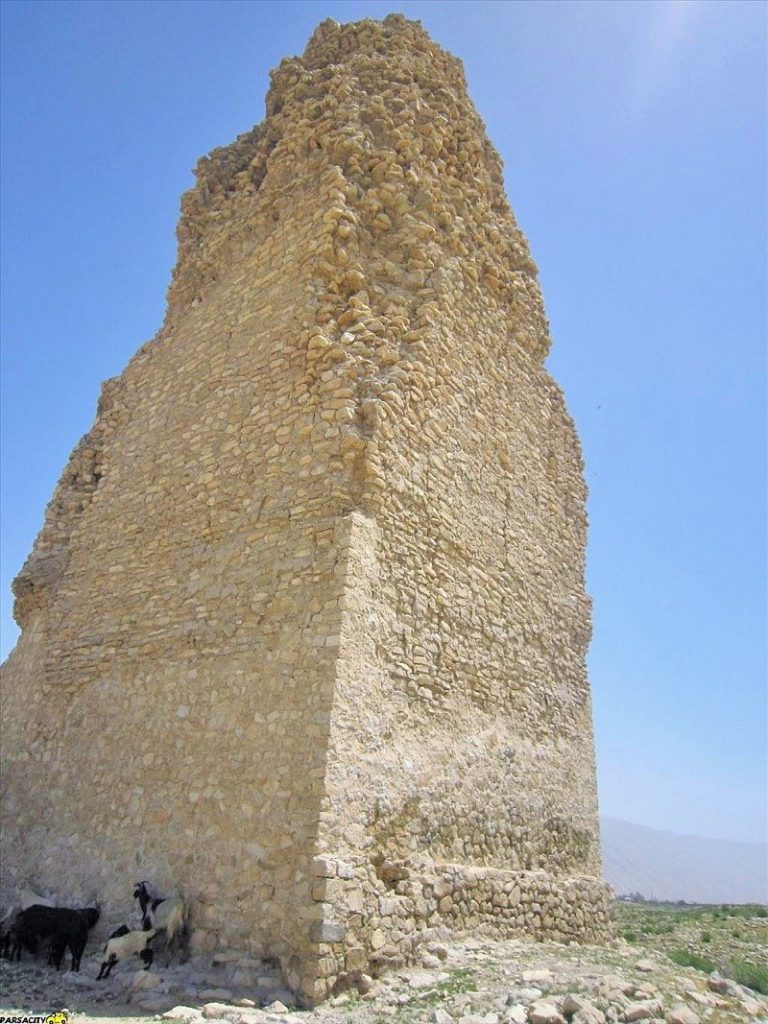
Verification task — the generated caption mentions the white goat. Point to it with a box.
[133,882,187,964]
[97,927,156,979]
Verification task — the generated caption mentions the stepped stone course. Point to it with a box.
[0,14,611,1004]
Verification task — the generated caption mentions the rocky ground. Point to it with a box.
[614,903,767,993]
[1,923,767,1024]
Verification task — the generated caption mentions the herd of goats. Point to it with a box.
[0,882,187,979]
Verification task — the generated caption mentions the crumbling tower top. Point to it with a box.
[171,12,548,361]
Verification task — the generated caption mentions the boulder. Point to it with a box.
[622,1002,663,1022]
[529,1001,566,1024]
[163,1007,204,1021]
[665,1007,699,1024]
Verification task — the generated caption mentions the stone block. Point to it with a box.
[308,920,346,943]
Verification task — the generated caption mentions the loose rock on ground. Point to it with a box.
[1,933,766,1024]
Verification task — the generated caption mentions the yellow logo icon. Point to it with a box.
[46,1013,69,1024]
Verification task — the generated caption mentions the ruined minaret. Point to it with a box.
[1,16,611,1002]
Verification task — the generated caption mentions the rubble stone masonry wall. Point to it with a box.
[0,15,612,1004]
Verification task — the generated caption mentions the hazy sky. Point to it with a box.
[1,0,765,845]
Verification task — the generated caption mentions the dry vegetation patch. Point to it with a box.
[615,902,768,995]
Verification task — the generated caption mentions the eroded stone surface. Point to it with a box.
[1,14,609,1003]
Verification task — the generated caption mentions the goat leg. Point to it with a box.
[97,955,116,980]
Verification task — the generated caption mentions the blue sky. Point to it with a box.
[1,0,765,845]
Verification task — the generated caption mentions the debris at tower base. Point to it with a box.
[294,855,612,1002]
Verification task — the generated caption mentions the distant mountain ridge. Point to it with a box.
[599,816,768,905]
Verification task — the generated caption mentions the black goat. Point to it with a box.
[10,905,100,971]
[1,911,35,960]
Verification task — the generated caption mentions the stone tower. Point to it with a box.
[1,15,611,1002]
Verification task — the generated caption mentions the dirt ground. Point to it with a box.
[2,914,767,1024]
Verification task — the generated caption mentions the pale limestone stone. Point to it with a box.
[741,997,765,1015]
[0,11,609,1006]
[408,969,448,989]
[562,995,605,1023]
[163,1008,204,1021]
[357,973,374,993]
[622,1003,664,1023]
[516,988,545,1004]
[573,1010,607,1024]
[311,858,337,878]
[529,1002,566,1024]
[602,977,634,996]
[635,960,658,973]
[202,1003,241,1020]
[524,970,554,985]
[665,1008,699,1024]
[345,947,367,971]
[687,994,709,1007]
[130,970,163,992]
